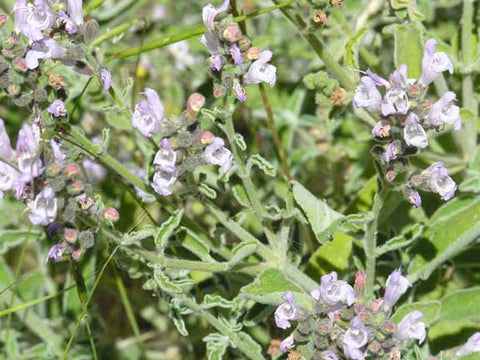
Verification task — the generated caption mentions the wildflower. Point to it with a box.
[57,11,77,34]
[311,271,354,308]
[46,243,64,262]
[154,139,177,172]
[371,120,391,139]
[0,162,19,198]
[208,54,222,71]
[131,88,164,137]
[13,0,28,34]
[403,113,428,148]
[201,32,220,54]
[456,332,480,357]
[0,119,13,159]
[419,39,453,86]
[280,334,295,353]
[366,69,389,87]
[384,141,401,162]
[407,189,422,209]
[382,88,409,116]
[100,68,112,90]
[382,269,411,310]
[50,139,66,164]
[427,91,461,130]
[28,187,58,226]
[204,137,233,173]
[232,79,247,102]
[47,99,67,117]
[152,169,177,196]
[67,0,83,26]
[202,0,229,31]
[343,316,368,360]
[274,291,298,329]
[353,76,382,113]
[421,162,457,201]
[19,0,54,42]
[244,50,277,87]
[16,124,43,182]
[323,350,338,360]
[390,64,410,90]
[25,38,65,69]
[230,43,243,66]
[395,311,426,344]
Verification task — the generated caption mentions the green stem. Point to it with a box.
[92,19,143,47]
[109,0,297,60]
[271,0,355,91]
[71,261,98,360]
[224,114,266,219]
[364,184,389,300]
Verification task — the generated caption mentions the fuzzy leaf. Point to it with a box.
[248,154,277,177]
[155,209,184,249]
[394,23,424,79]
[439,287,480,321]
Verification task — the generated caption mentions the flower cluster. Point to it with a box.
[131,89,233,196]
[201,0,277,102]
[274,270,426,359]
[353,39,459,208]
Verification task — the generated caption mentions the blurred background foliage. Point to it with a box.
[1,0,480,359]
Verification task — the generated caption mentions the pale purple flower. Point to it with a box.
[47,99,67,117]
[372,120,391,139]
[382,269,411,310]
[427,91,461,130]
[13,0,28,34]
[456,332,480,357]
[46,243,64,262]
[25,38,65,69]
[280,334,294,353]
[100,68,112,90]
[83,159,106,182]
[28,187,58,226]
[202,0,229,31]
[152,169,177,196]
[366,69,389,87]
[200,32,220,54]
[208,54,222,71]
[274,291,298,329]
[67,0,83,26]
[232,79,246,102]
[16,123,43,182]
[204,137,233,173]
[390,64,409,90]
[382,88,409,116]
[408,190,422,209]
[154,139,177,172]
[0,162,19,198]
[131,88,164,137]
[57,11,77,34]
[323,350,339,360]
[395,311,426,344]
[0,119,13,159]
[244,50,277,87]
[20,0,54,42]
[353,76,382,113]
[50,139,66,164]
[311,271,354,308]
[384,141,401,162]
[422,162,457,201]
[419,39,453,86]
[343,316,368,360]
[230,43,243,66]
[404,113,428,148]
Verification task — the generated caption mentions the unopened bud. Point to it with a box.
[245,47,260,61]
[65,228,78,244]
[380,320,398,335]
[213,84,226,98]
[72,247,81,260]
[313,10,329,26]
[64,163,81,177]
[367,341,382,354]
[238,37,251,51]
[200,131,214,145]
[104,207,119,222]
[370,298,383,313]
[186,93,205,116]
[7,84,20,95]
[386,168,396,182]
[330,86,347,105]
[354,271,366,299]
[223,25,242,42]
[46,163,62,177]
[0,14,7,27]
[67,180,84,195]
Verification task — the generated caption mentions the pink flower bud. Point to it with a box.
[187,93,205,116]
[213,84,226,98]
[67,180,84,195]
[104,207,119,222]
[223,25,241,42]
[64,163,81,177]
[65,228,78,244]
[72,247,82,260]
[200,131,214,145]
[13,58,27,72]
[0,14,7,27]
[8,84,20,95]
[245,47,260,61]
[238,37,251,51]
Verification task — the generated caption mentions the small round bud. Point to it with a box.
[313,10,329,26]
[386,168,396,182]
[13,58,27,72]
[222,25,242,42]
[65,228,78,244]
[238,37,251,50]
[213,84,226,98]
[380,320,398,335]
[330,86,347,105]
[367,341,382,354]
[0,14,7,27]
[67,180,85,195]
[187,93,205,116]
[104,207,119,222]
[7,84,20,96]
[245,47,260,61]
[64,163,81,177]
[46,163,62,177]
[370,298,383,313]
[72,247,81,260]
[200,131,215,145]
